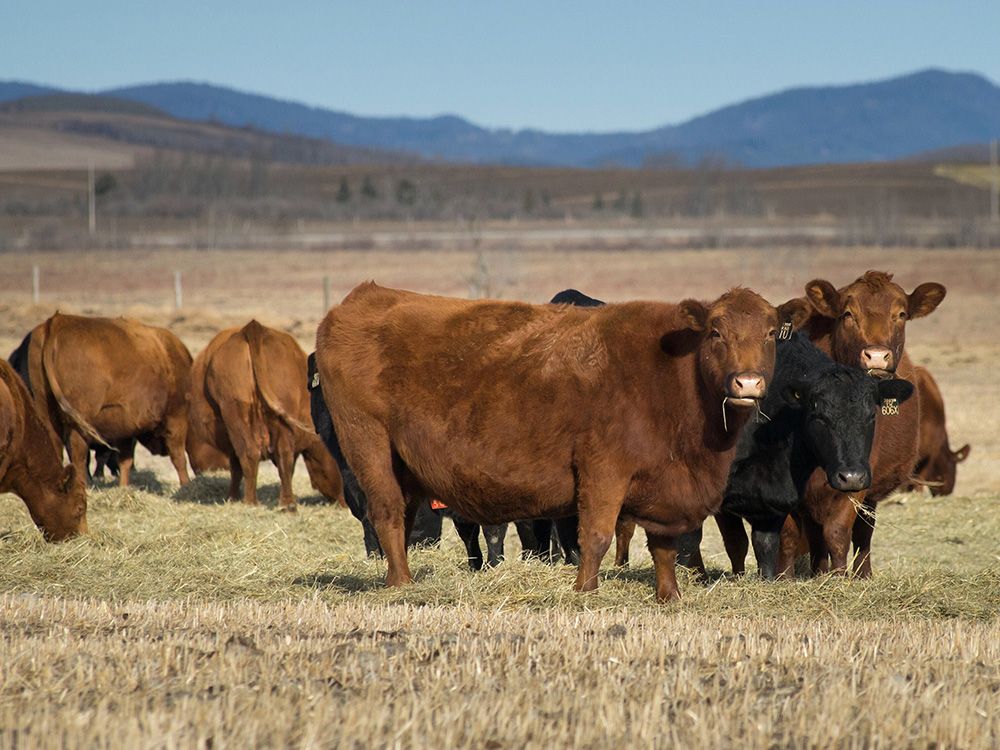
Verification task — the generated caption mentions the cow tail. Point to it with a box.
[41,316,113,450]
[242,320,313,435]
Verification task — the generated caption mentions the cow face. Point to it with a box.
[679,288,779,408]
[804,271,946,376]
[923,443,970,497]
[786,370,915,492]
[34,465,89,541]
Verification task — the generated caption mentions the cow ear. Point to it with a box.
[953,444,971,462]
[60,465,77,494]
[678,299,709,332]
[777,297,813,331]
[908,283,946,319]
[878,378,915,404]
[804,279,840,318]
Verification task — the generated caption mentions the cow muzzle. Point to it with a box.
[861,347,894,377]
[726,371,766,406]
[828,466,872,493]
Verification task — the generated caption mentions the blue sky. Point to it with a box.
[3,1,999,132]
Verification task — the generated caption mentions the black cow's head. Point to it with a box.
[785,367,915,492]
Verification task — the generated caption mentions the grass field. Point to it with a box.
[1,244,998,747]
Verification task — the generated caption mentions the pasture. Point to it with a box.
[1,243,999,748]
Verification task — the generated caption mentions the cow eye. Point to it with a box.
[840,311,853,321]
[767,329,776,339]
[898,311,908,320]
[710,329,722,339]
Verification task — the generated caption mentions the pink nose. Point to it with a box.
[731,372,765,399]
[861,347,892,371]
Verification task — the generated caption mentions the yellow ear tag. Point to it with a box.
[881,398,899,416]
[778,322,792,340]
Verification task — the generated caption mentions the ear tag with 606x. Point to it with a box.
[881,398,899,416]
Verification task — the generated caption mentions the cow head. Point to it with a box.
[31,465,89,541]
[679,288,781,409]
[922,443,971,497]
[785,368,915,492]
[804,271,946,377]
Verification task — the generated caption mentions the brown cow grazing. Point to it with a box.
[0,360,88,540]
[191,321,343,509]
[778,270,946,577]
[904,366,970,496]
[316,282,792,600]
[25,313,193,487]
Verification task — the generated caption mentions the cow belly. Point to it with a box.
[392,422,577,524]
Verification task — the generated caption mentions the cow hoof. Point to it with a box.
[279,503,298,514]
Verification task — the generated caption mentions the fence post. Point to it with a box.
[32,265,40,304]
[323,275,331,314]
[174,271,183,310]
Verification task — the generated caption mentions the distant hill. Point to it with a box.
[2,69,999,167]
[0,93,415,170]
[0,93,165,117]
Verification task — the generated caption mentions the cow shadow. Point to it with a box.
[605,564,729,587]
[172,475,338,508]
[294,566,434,593]
[123,469,169,495]
[172,474,231,505]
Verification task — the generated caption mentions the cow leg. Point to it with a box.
[573,473,628,593]
[483,523,508,567]
[801,515,830,575]
[778,514,805,578]
[362,518,384,558]
[514,521,538,561]
[676,526,707,579]
[227,453,243,500]
[750,516,786,581]
[646,533,681,602]
[335,418,411,586]
[163,413,191,486]
[452,516,484,571]
[851,500,878,578]
[273,430,298,511]
[715,512,749,575]
[823,500,857,574]
[555,516,580,566]
[115,439,136,488]
[614,518,636,567]
[529,519,556,562]
[239,452,261,506]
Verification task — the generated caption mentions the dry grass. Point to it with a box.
[1,479,999,749]
[1,245,998,747]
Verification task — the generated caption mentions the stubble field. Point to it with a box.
[1,241,998,748]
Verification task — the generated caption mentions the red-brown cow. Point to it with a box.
[778,271,946,576]
[25,313,193,487]
[904,366,969,496]
[190,321,343,509]
[316,282,795,600]
[0,359,88,540]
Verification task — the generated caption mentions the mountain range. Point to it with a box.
[2,69,999,168]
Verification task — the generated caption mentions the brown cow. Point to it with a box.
[25,313,193,487]
[316,282,794,600]
[777,270,946,576]
[0,359,88,540]
[904,366,970,496]
[190,321,343,509]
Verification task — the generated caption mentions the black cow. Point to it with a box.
[308,352,538,568]
[8,331,122,480]
[683,330,915,579]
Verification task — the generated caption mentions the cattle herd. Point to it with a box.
[0,270,971,600]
